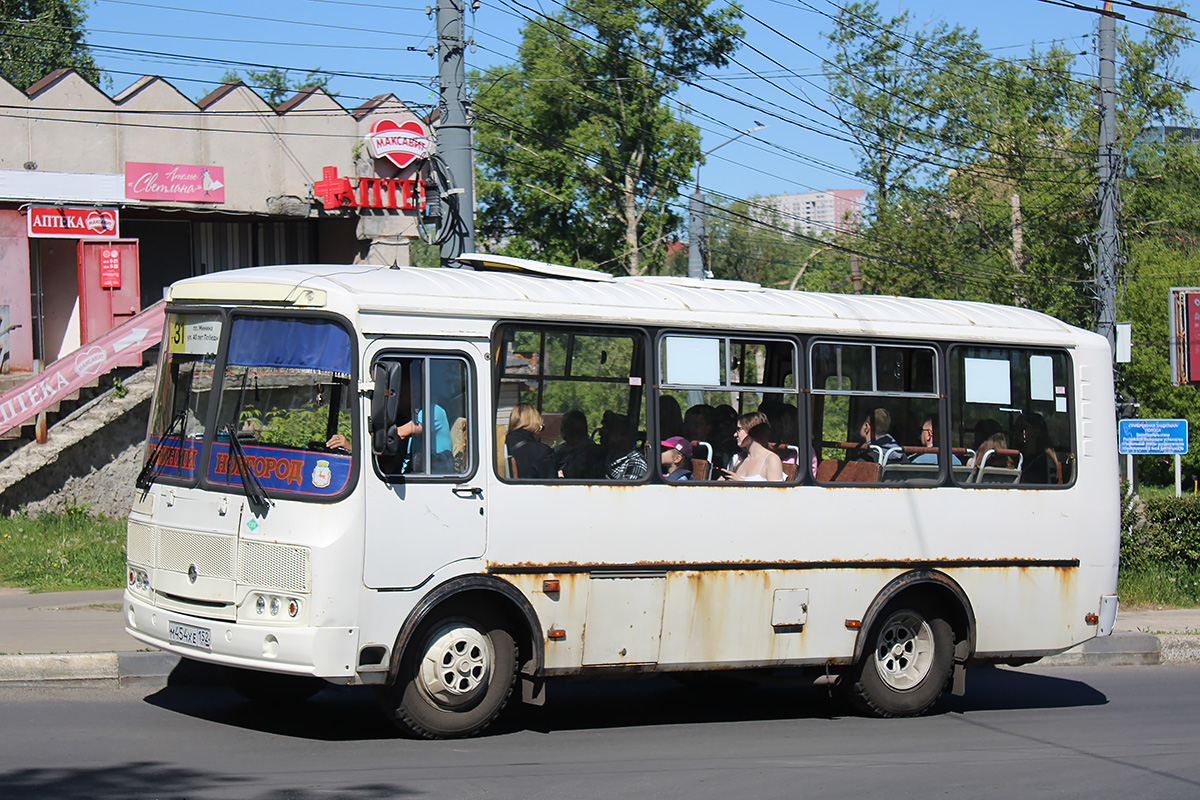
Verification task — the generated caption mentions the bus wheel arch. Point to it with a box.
[379,575,544,739]
[844,570,975,718]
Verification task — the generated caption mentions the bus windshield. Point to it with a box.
[143,313,356,499]
[143,312,221,484]
[210,316,355,499]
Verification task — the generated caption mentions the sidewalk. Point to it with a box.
[0,587,1197,686]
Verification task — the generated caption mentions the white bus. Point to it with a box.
[125,254,1120,738]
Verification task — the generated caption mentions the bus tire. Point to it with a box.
[381,602,518,739]
[223,666,323,705]
[843,601,954,718]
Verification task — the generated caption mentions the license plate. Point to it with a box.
[169,621,211,650]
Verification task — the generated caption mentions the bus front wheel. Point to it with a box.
[380,603,518,739]
[843,601,954,718]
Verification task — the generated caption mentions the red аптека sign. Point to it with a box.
[27,207,119,239]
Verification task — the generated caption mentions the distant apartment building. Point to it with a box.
[762,189,865,237]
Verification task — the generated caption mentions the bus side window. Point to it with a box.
[374,355,472,479]
[949,347,1074,487]
[809,341,940,485]
[495,324,648,482]
[658,335,801,483]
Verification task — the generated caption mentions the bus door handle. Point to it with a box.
[452,486,483,498]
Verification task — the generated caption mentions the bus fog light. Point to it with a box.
[255,595,266,615]
[287,599,299,617]
[270,596,281,616]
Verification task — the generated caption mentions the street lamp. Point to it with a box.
[687,122,766,280]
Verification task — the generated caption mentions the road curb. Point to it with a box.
[1,633,1197,686]
[1158,634,1200,664]
[0,653,119,686]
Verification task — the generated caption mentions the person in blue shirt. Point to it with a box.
[910,414,960,465]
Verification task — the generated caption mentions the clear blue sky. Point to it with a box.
[81,0,1197,206]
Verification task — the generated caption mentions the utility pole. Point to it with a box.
[688,122,765,280]
[436,0,475,265]
[1095,2,1120,351]
[687,190,705,279]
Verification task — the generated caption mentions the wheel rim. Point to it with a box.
[871,610,935,691]
[417,619,495,710]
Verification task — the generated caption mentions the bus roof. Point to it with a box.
[166,260,1094,346]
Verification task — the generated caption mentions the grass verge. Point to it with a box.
[1118,565,1200,609]
[0,513,126,593]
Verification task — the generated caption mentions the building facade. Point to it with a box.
[761,189,865,238]
[0,69,432,376]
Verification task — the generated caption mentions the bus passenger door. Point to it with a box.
[362,346,486,589]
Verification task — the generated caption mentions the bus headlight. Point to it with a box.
[255,595,266,615]
[269,596,281,616]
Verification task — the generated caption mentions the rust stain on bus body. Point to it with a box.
[497,560,1081,672]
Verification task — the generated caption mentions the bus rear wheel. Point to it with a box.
[380,604,517,739]
[843,601,954,718]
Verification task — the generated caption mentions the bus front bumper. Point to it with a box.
[124,591,358,680]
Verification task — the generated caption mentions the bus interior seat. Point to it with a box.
[880,462,939,483]
[691,458,710,480]
[815,458,879,483]
[973,449,1022,484]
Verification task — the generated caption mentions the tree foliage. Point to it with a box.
[218,68,333,108]
[821,3,1193,331]
[472,0,744,275]
[0,0,103,90]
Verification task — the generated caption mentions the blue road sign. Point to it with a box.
[1119,419,1189,455]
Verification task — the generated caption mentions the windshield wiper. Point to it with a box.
[136,409,187,494]
[224,423,273,510]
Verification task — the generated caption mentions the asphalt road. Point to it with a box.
[0,664,1197,799]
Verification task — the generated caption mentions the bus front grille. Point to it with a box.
[238,539,310,593]
[126,520,156,565]
[159,529,237,579]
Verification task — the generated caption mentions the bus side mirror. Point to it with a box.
[370,362,402,456]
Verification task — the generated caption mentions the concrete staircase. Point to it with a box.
[0,367,156,518]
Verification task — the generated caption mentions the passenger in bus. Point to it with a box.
[600,411,649,480]
[506,403,556,480]
[763,401,803,465]
[683,403,717,460]
[660,436,694,481]
[1014,412,1060,484]
[659,396,685,440]
[555,409,604,479]
[964,419,1003,470]
[969,432,1014,470]
[910,414,960,464]
[712,404,741,468]
[856,408,901,463]
[719,411,784,482]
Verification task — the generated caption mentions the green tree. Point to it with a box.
[218,68,332,108]
[1119,137,1200,483]
[472,0,744,275]
[823,1,989,216]
[703,196,820,287]
[821,4,1193,333]
[0,0,103,90]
